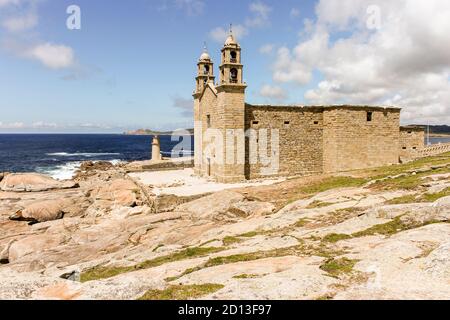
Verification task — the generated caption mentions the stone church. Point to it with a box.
[193,30,424,183]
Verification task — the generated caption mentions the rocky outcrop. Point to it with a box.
[0,172,8,183]
[90,179,139,208]
[176,190,275,222]
[1,155,450,300]
[0,173,78,192]
[10,200,67,223]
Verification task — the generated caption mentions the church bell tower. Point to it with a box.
[215,26,247,182]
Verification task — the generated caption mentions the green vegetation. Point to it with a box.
[138,284,224,300]
[386,194,419,205]
[352,217,442,238]
[363,153,450,180]
[80,266,133,283]
[320,216,446,244]
[295,218,311,228]
[222,231,265,246]
[320,258,358,277]
[167,243,346,282]
[370,174,424,190]
[307,201,334,209]
[315,294,335,300]
[322,233,352,243]
[422,188,450,202]
[80,246,225,282]
[387,188,450,205]
[233,274,265,279]
[222,236,242,246]
[299,177,368,195]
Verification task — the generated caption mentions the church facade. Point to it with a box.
[193,31,424,183]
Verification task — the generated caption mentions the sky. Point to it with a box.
[0,0,449,133]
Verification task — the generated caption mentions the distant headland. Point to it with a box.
[123,128,194,136]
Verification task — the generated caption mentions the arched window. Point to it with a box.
[203,65,209,75]
[230,51,237,63]
[230,68,238,83]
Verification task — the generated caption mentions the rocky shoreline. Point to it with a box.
[0,155,449,300]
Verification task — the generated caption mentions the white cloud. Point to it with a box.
[174,0,204,16]
[209,1,272,43]
[259,43,274,54]
[0,0,21,7]
[27,43,75,69]
[290,8,300,18]
[269,0,450,124]
[209,24,248,43]
[2,11,37,31]
[259,84,287,101]
[0,121,25,129]
[31,121,58,128]
[246,1,272,28]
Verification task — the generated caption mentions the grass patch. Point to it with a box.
[387,188,450,205]
[80,246,225,283]
[232,274,265,279]
[352,217,442,238]
[362,153,450,180]
[319,217,447,246]
[295,218,311,228]
[299,177,368,195]
[386,194,419,205]
[320,258,358,277]
[222,236,243,246]
[371,174,424,190]
[80,266,134,283]
[306,201,334,209]
[169,243,346,281]
[322,233,352,243]
[138,284,224,300]
[315,294,335,300]
[422,188,450,202]
[222,231,264,246]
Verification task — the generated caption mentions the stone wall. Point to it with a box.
[198,85,218,178]
[416,142,450,158]
[323,106,401,173]
[215,85,247,182]
[399,126,425,162]
[245,105,324,179]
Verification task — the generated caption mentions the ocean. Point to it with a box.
[0,134,449,180]
[0,134,194,180]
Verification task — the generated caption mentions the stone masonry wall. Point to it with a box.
[245,105,324,179]
[400,126,425,161]
[323,107,401,173]
[215,85,247,182]
[198,86,218,178]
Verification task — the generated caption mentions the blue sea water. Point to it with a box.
[0,134,193,179]
[0,134,448,180]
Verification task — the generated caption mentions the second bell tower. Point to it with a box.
[215,26,247,182]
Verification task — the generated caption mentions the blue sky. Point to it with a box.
[1,0,450,132]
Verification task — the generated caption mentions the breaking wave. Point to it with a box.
[47,152,121,157]
[36,159,124,180]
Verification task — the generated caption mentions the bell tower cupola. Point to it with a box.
[218,25,245,87]
[195,44,215,95]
